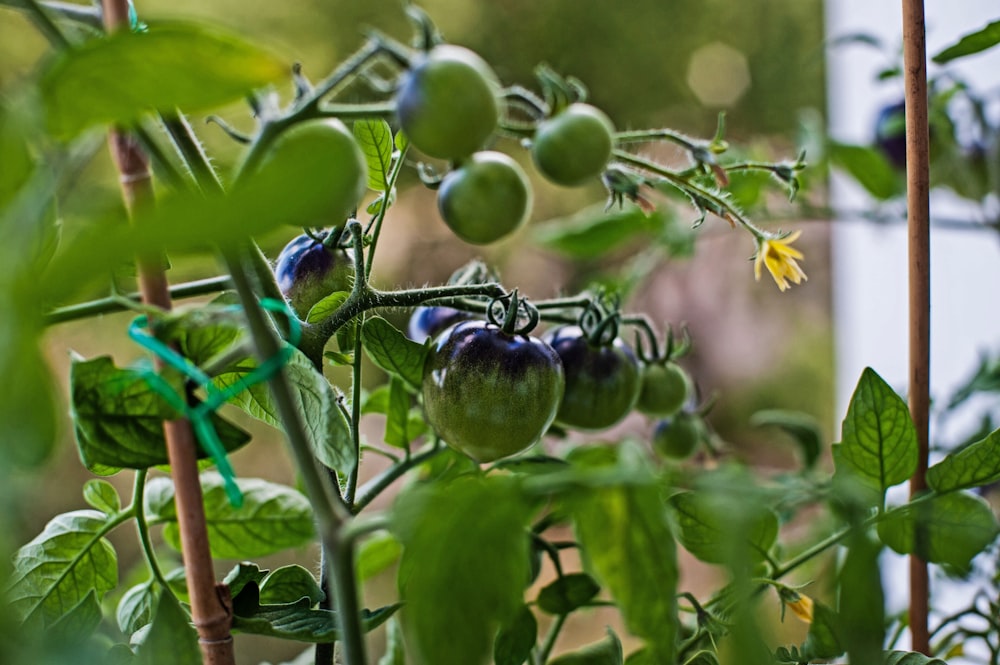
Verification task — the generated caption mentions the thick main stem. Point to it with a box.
[101,2,235,664]
[901,0,931,655]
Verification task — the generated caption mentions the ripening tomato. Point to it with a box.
[636,361,691,418]
[437,151,532,244]
[273,231,354,318]
[422,321,565,462]
[542,325,641,430]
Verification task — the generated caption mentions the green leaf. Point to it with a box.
[494,604,537,665]
[150,305,245,369]
[392,475,535,665]
[145,473,315,559]
[884,651,949,665]
[828,143,900,200]
[749,409,822,469]
[356,530,403,582]
[533,204,661,259]
[117,581,158,636]
[549,629,623,665]
[385,375,412,448]
[361,316,427,390]
[306,290,350,324]
[839,533,883,665]
[231,579,399,642]
[933,20,1000,64]
[7,510,118,629]
[668,491,779,565]
[213,348,355,476]
[835,367,917,495]
[134,592,200,665]
[379,617,407,665]
[71,355,250,473]
[259,565,324,606]
[48,589,103,642]
[927,427,1000,492]
[877,492,999,572]
[354,119,394,192]
[83,479,121,515]
[570,462,678,660]
[40,21,287,139]
[536,573,600,615]
[801,602,843,661]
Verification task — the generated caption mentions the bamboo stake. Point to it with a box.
[101,2,235,663]
[901,0,931,655]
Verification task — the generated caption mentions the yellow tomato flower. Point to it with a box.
[754,230,807,291]
[785,592,814,624]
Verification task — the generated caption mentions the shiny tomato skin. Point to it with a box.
[542,325,641,430]
[407,306,474,343]
[396,45,500,160]
[531,103,615,186]
[422,321,565,463]
[274,231,354,318]
[437,151,532,245]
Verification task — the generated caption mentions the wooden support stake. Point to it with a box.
[102,2,235,663]
[901,0,931,655]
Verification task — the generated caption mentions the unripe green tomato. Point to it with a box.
[396,45,500,160]
[422,321,565,463]
[531,103,615,186]
[542,325,641,431]
[437,151,532,244]
[251,118,367,225]
[636,361,691,417]
[653,412,704,460]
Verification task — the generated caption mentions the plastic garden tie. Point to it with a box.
[127,0,148,33]
[126,299,301,508]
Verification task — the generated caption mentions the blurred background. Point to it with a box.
[2,0,997,663]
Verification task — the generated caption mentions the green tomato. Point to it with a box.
[422,320,565,463]
[251,118,367,225]
[531,103,615,186]
[653,412,704,460]
[396,45,500,160]
[636,361,691,417]
[437,151,532,244]
[542,325,641,431]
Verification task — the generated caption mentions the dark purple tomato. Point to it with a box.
[422,320,565,463]
[407,306,474,343]
[274,231,354,318]
[542,325,641,431]
[875,101,907,169]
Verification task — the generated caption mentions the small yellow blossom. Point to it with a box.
[785,592,814,624]
[754,230,807,291]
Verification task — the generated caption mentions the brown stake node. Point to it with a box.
[102,2,236,663]
[901,0,931,656]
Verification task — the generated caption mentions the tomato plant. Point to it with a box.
[4,3,996,665]
[531,103,615,186]
[436,150,532,244]
[395,44,500,160]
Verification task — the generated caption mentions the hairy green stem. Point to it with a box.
[365,141,410,279]
[345,326,365,506]
[133,470,179,602]
[20,0,71,48]
[44,276,233,325]
[352,444,445,514]
[223,246,369,665]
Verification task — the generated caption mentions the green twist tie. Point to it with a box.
[127,298,301,508]
[127,0,148,33]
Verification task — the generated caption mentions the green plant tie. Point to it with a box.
[127,0,148,33]
[127,298,301,507]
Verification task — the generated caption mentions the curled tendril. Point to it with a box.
[488,291,540,336]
